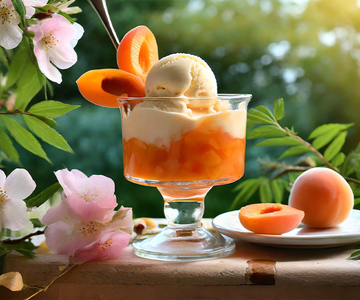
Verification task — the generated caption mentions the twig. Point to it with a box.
[24,264,77,300]
[2,230,45,245]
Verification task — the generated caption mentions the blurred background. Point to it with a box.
[6,0,360,218]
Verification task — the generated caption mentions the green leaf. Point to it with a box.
[10,241,36,259]
[308,123,353,140]
[247,125,285,139]
[12,0,26,19]
[331,152,346,167]
[5,42,28,90]
[253,137,303,148]
[247,108,275,125]
[348,250,360,260]
[25,182,61,207]
[0,47,9,69]
[0,129,20,163]
[28,101,80,119]
[15,64,45,111]
[256,105,275,120]
[323,131,347,161]
[23,115,73,153]
[1,116,50,163]
[271,179,284,203]
[273,98,285,121]
[259,180,273,203]
[231,178,263,209]
[278,145,312,159]
[311,128,341,150]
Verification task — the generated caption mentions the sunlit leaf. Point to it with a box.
[259,180,273,203]
[288,172,303,183]
[256,105,275,120]
[278,145,312,159]
[331,152,346,167]
[311,128,341,150]
[308,123,353,140]
[28,100,80,119]
[348,250,360,260]
[253,137,303,148]
[12,0,26,20]
[25,182,61,207]
[5,42,28,89]
[324,131,347,161]
[0,129,20,163]
[247,125,285,139]
[1,116,50,163]
[23,115,73,153]
[273,98,285,121]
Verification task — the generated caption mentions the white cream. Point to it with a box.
[122,107,247,148]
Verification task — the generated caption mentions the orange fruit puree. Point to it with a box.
[123,126,245,184]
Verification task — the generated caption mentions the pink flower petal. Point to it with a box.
[49,42,77,70]
[0,170,6,187]
[0,22,23,50]
[69,230,130,265]
[42,14,76,42]
[55,169,87,196]
[34,44,62,83]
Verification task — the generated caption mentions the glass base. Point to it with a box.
[132,226,235,261]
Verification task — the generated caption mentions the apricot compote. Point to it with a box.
[123,124,245,184]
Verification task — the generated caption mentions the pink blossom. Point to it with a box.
[0,0,22,50]
[22,0,47,18]
[70,230,131,265]
[41,169,133,263]
[0,169,36,231]
[28,14,84,84]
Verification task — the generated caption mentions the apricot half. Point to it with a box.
[239,203,304,235]
[117,25,159,83]
[288,167,354,228]
[76,69,145,108]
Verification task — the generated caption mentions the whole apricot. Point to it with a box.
[288,167,354,228]
[239,203,304,235]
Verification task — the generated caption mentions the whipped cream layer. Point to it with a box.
[122,106,247,148]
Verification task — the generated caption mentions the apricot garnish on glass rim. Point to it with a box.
[76,69,145,108]
[239,203,304,235]
[117,25,159,83]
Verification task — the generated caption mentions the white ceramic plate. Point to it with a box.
[212,209,360,248]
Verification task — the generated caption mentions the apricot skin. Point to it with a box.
[288,167,354,228]
[239,203,305,235]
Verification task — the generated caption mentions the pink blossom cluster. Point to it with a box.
[41,169,133,265]
[0,0,83,83]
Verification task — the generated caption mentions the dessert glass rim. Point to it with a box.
[117,93,252,102]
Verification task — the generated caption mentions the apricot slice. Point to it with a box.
[76,69,145,108]
[288,167,354,228]
[117,26,159,83]
[239,203,304,235]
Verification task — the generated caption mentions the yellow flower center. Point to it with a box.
[77,187,99,202]
[42,32,59,51]
[0,0,17,26]
[0,188,8,207]
[76,220,105,237]
[100,239,113,251]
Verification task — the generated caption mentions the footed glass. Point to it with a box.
[118,94,251,261]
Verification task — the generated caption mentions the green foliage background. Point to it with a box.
[2,0,360,218]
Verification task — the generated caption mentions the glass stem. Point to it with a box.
[158,187,211,229]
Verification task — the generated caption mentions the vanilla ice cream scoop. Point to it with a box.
[145,53,217,98]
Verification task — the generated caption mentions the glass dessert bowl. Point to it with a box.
[118,94,251,261]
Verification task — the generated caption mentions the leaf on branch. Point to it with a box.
[231,178,264,209]
[271,179,285,203]
[253,136,303,148]
[331,152,346,167]
[273,98,285,121]
[247,125,285,139]
[25,182,61,207]
[308,123,353,140]
[247,108,275,126]
[259,180,273,203]
[311,128,342,150]
[278,145,312,159]
[0,129,20,163]
[23,115,73,153]
[323,131,347,161]
[28,100,80,119]
[348,250,360,260]
[1,116,51,163]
